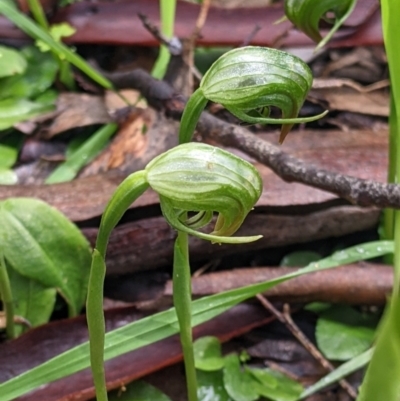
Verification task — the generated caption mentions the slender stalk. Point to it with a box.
[0,253,15,339]
[173,230,198,401]
[151,0,177,79]
[27,0,49,30]
[87,250,108,401]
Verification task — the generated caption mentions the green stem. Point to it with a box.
[151,0,177,79]
[179,88,209,144]
[0,253,15,339]
[27,0,49,30]
[86,250,108,401]
[86,171,149,401]
[173,231,198,401]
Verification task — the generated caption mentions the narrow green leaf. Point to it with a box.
[194,336,225,371]
[0,240,392,401]
[316,305,377,361]
[45,123,118,184]
[299,348,373,399]
[0,45,27,78]
[0,198,91,316]
[0,1,112,89]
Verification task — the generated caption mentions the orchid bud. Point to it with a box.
[284,0,357,50]
[145,142,263,244]
[179,46,328,144]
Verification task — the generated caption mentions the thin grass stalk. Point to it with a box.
[151,0,177,79]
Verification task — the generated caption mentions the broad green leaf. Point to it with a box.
[248,368,303,401]
[0,46,58,100]
[280,251,321,267]
[0,45,27,78]
[0,131,23,169]
[45,123,118,184]
[109,381,172,401]
[197,369,233,401]
[0,98,54,130]
[223,354,259,401]
[300,348,373,399]
[0,240,392,401]
[316,305,377,361]
[7,264,56,336]
[0,198,91,316]
[0,168,17,185]
[194,336,225,371]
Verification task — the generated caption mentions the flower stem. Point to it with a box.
[173,230,198,401]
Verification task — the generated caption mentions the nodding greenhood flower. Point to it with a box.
[284,0,357,50]
[145,143,263,244]
[179,46,328,145]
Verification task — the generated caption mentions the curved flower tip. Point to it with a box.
[145,143,263,244]
[284,0,357,50]
[198,46,325,142]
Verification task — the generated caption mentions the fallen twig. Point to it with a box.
[101,67,400,208]
[256,295,358,399]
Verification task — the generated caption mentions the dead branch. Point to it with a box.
[102,68,400,209]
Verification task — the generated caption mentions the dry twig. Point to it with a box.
[100,68,400,208]
[256,295,358,399]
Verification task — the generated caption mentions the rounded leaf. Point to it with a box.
[145,143,262,243]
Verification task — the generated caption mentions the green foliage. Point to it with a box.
[0,131,23,184]
[284,0,357,51]
[0,198,91,325]
[179,46,327,145]
[248,368,303,401]
[0,0,112,89]
[223,354,259,401]
[357,293,400,401]
[194,338,303,401]
[0,241,391,401]
[198,370,233,401]
[194,336,225,371]
[300,348,373,399]
[0,45,27,78]
[0,46,58,100]
[315,305,377,361]
[280,250,322,267]
[45,123,118,184]
[151,0,177,79]
[109,381,172,401]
